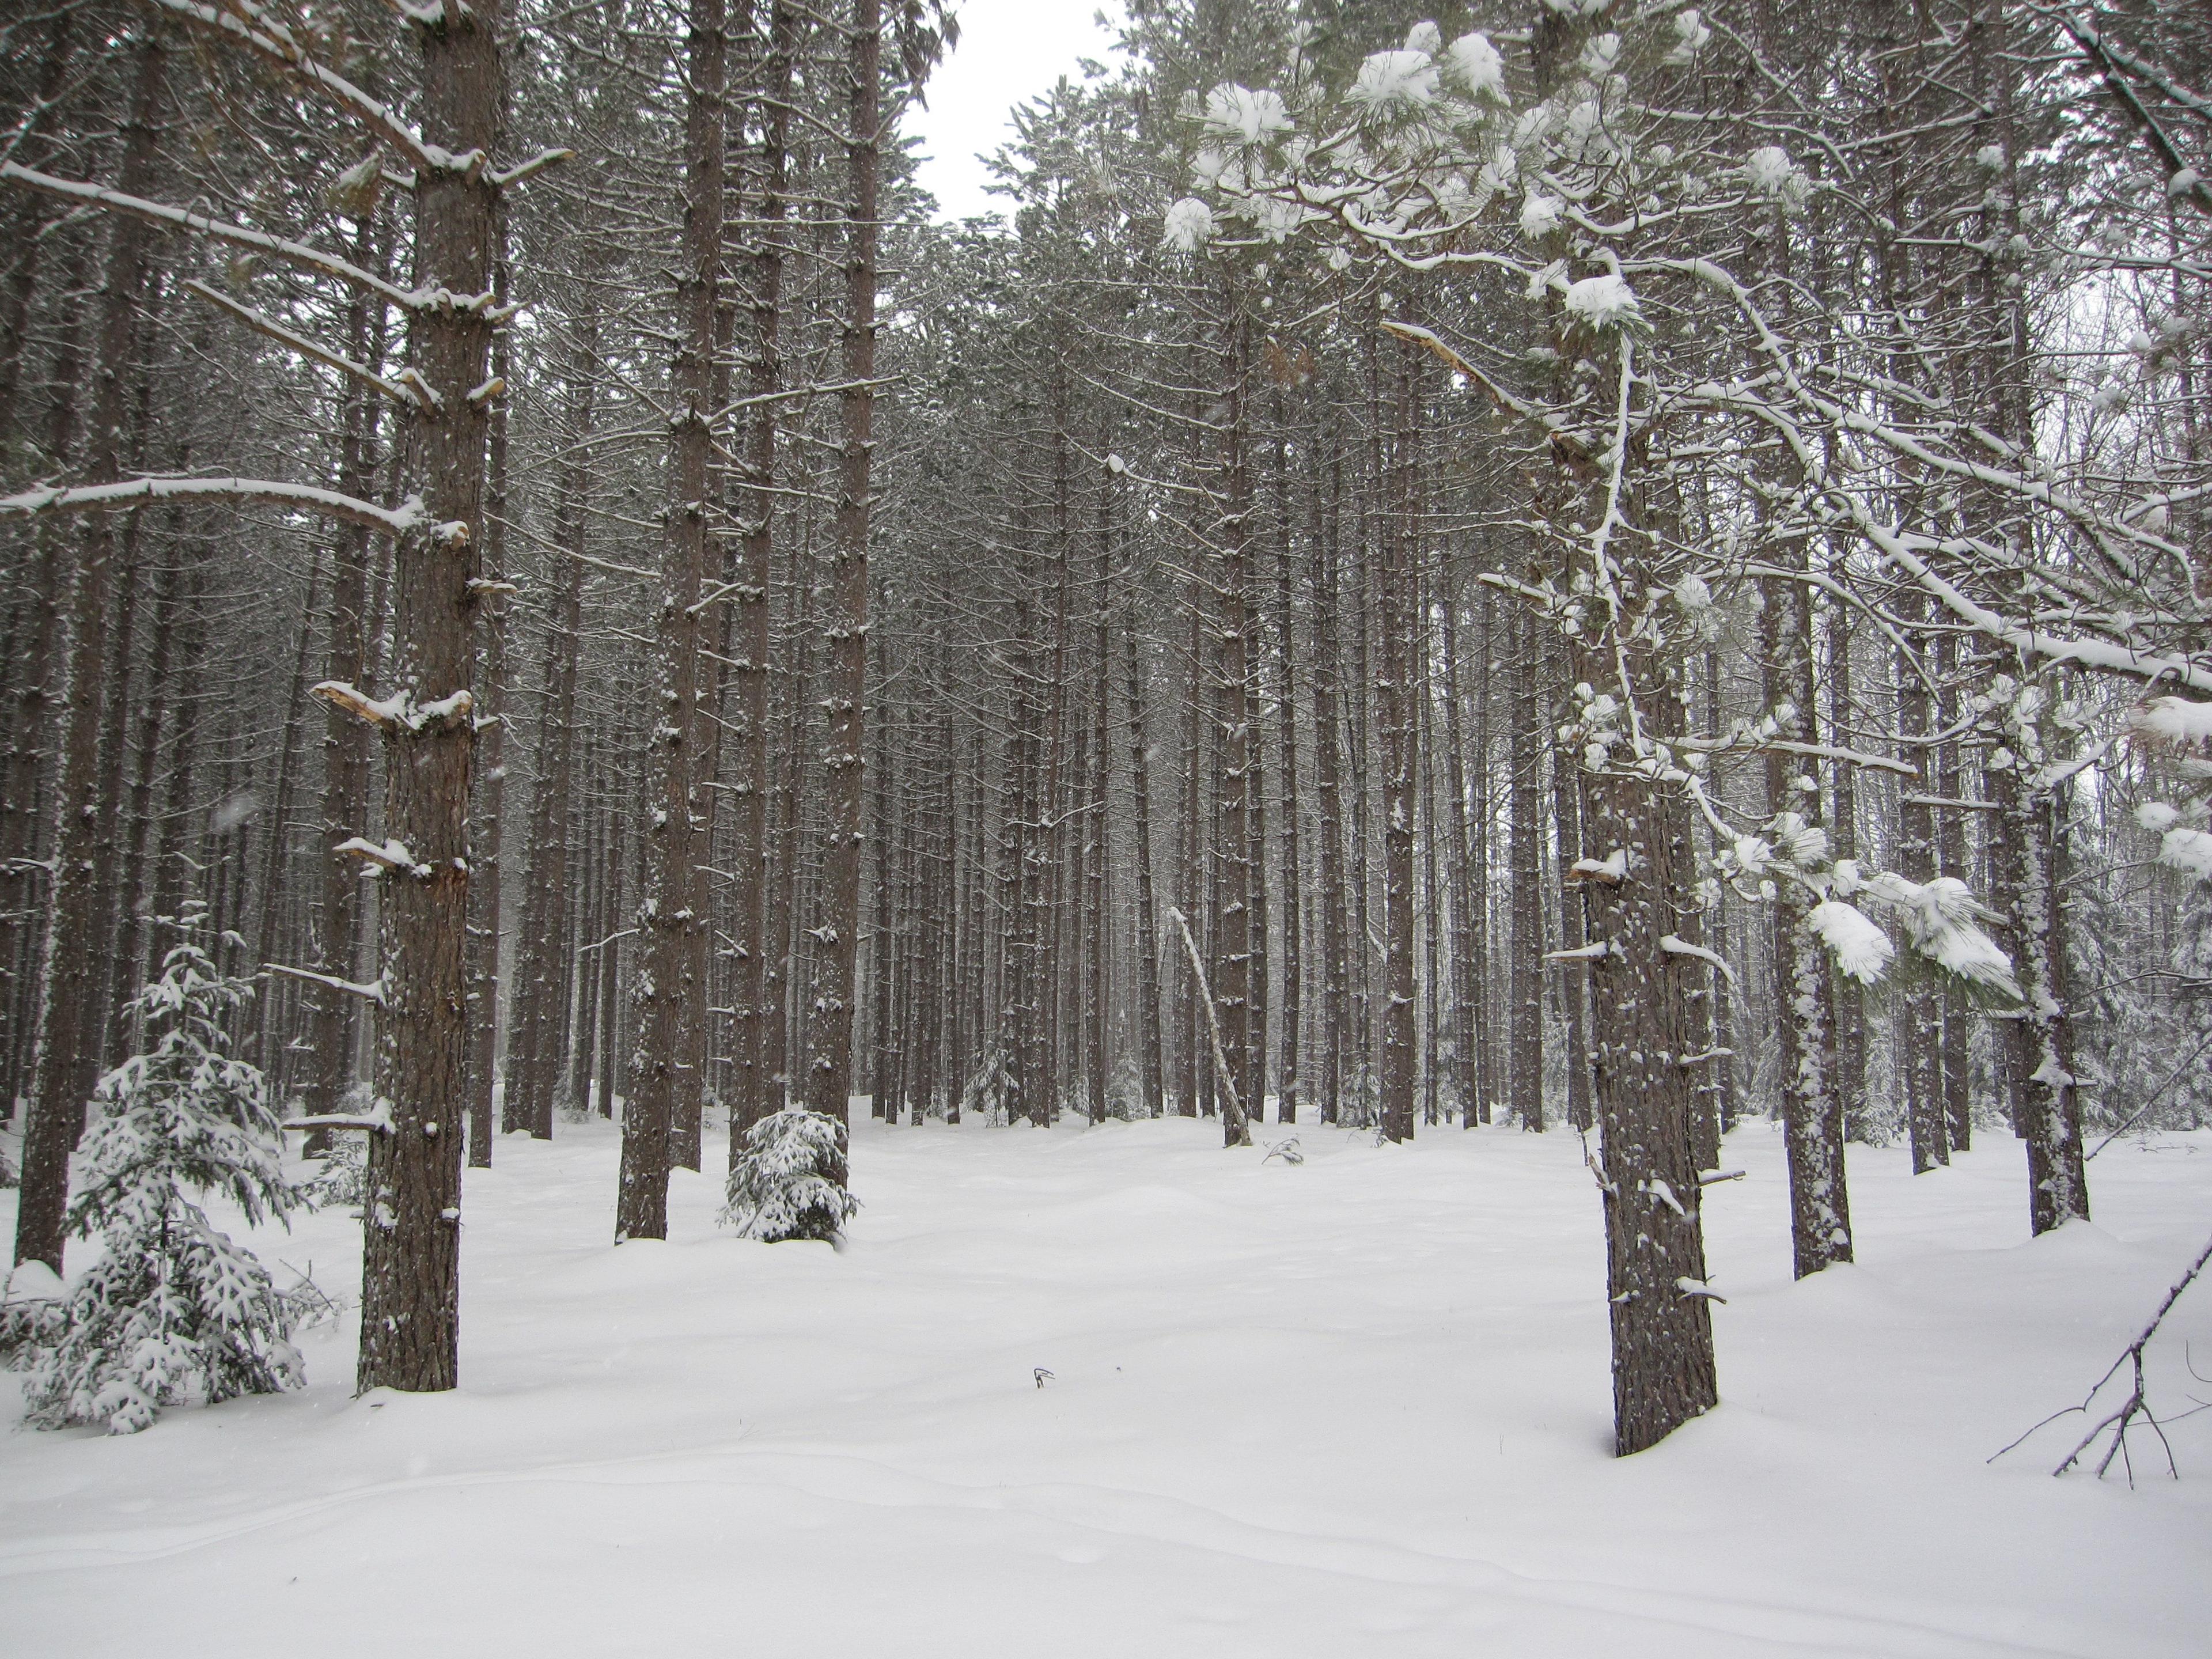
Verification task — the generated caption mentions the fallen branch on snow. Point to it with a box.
[1989,1225,2212,1484]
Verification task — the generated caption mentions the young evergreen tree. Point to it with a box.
[721,1106,858,1243]
[15,909,304,1434]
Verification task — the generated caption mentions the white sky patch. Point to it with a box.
[903,0,1129,224]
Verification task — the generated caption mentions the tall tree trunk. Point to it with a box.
[622,0,725,1238]
[1990,707,2090,1234]
[1441,592,1482,1128]
[465,216,513,1170]
[729,0,797,1144]
[1896,618,1949,1173]
[1763,573,1853,1275]
[329,3,503,1394]
[14,35,167,1274]
[801,0,878,1128]
[1508,599,1545,1133]
[1124,630,1165,1119]
[1310,437,1349,1126]
[1375,335,1418,1145]
[1208,290,1253,1149]
[1269,407,1303,1125]
[503,313,594,1139]
[1576,655,1720,1455]
[305,215,389,1153]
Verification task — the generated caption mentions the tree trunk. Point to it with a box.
[1508,599,1545,1133]
[1763,573,1853,1276]
[505,313,595,1138]
[1124,630,1165,1119]
[1575,646,1720,1456]
[1376,335,1418,1145]
[306,215,390,1154]
[14,35,167,1274]
[465,218,513,1170]
[622,0,725,1239]
[351,3,502,1394]
[800,0,879,1128]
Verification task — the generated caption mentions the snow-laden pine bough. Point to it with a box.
[1161,2,2211,1453]
[0,0,570,1398]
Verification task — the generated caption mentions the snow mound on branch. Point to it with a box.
[1563,272,1641,330]
[1202,84,1290,147]
[1162,198,1215,253]
[1743,145,1809,207]
[1520,190,1563,237]
[721,1108,859,1244]
[1766,811,1830,870]
[2135,801,2180,832]
[2130,695,2212,750]
[1445,32,1506,101]
[1863,873,2020,998]
[1580,33,1623,76]
[1667,7,1713,61]
[1806,900,1893,987]
[2158,827,2212,881]
[1349,50,1440,115]
[1404,20,1442,55]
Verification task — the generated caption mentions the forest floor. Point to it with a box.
[2,1110,2209,1657]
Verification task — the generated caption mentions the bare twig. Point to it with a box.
[1990,1226,2212,1483]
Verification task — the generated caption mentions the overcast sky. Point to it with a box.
[903,0,1130,222]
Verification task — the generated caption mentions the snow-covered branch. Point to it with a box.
[312,683,475,734]
[280,1104,393,1135]
[0,163,422,310]
[262,963,387,1004]
[0,475,423,537]
[182,281,424,409]
[142,0,450,178]
[1658,935,1739,986]
[334,836,430,878]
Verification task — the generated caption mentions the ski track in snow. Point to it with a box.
[2,1115,2208,1657]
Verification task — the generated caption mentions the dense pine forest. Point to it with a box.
[3,2,2212,1622]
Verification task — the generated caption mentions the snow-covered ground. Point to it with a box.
[3,1115,2209,1657]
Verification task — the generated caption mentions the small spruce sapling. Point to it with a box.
[720,1107,858,1243]
[17,910,305,1433]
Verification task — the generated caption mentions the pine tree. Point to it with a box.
[721,1107,858,1244]
[16,909,304,1434]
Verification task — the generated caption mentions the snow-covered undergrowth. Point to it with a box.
[2,1116,2207,1657]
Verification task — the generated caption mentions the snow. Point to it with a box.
[4,1259,63,1302]
[2157,825,2212,881]
[1349,50,1440,116]
[3,1116,2209,1656]
[1805,899,1893,986]
[1162,197,1215,253]
[1444,32,1506,101]
[332,835,427,877]
[1563,272,1642,331]
[1666,7,1712,60]
[2131,695,2212,750]
[1202,84,1290,147]
[1743,145,1804,202]
[1518,188,1563,238]
[1860,873,2021,998]
[1569,850,1627,883]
